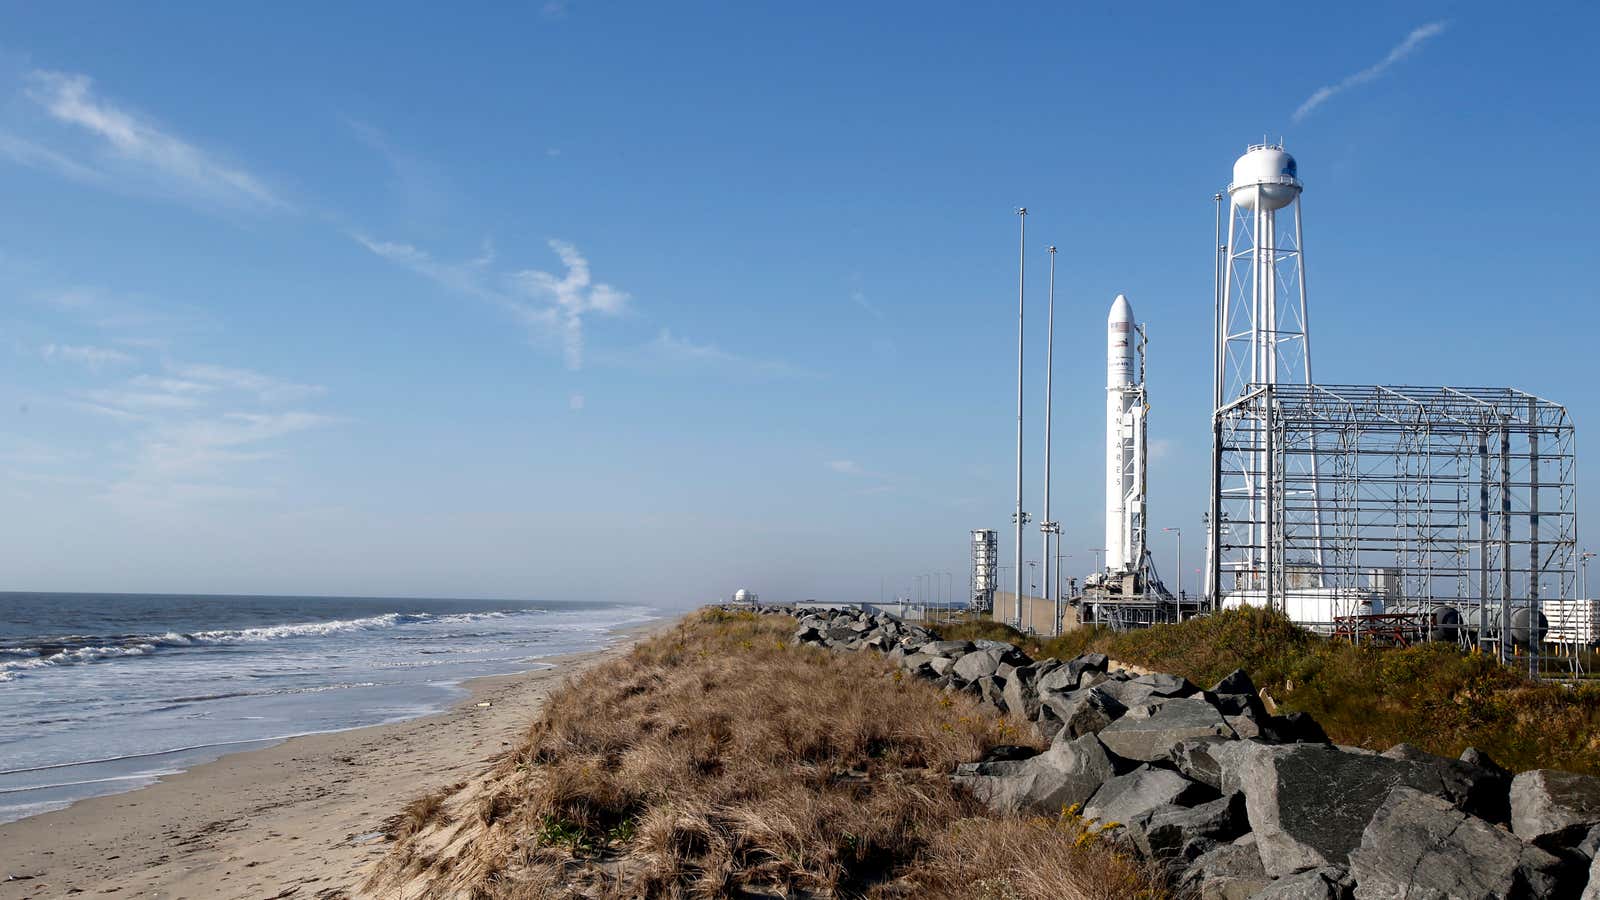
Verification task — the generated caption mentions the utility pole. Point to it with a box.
[1163,527,1183,600]
[1013,207,1029,628]
[1089,547,1106,575]
[1041,245,1059,618]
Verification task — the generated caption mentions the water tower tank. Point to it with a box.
[733,588,750,603]
[1229,145,1301,211]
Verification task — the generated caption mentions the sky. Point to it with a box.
[0,3,1595,607]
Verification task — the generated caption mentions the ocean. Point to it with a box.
[0,592,658,824]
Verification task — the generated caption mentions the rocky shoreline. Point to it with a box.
[770,604,1600,899]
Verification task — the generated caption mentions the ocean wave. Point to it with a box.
[0,642,158,676]
[0,608,549,679]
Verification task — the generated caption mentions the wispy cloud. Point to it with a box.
[1292,22,1449,123]
[827,459,865,476]
[510,241,629,370]
[850,290,886,321]
[13,70,285,210]
[168,362,325,404]
[356,234,628,370]
[40,342,135,370]
[615,328,807,377]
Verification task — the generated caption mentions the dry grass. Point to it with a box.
[366,609,1161,899]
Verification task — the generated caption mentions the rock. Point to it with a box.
[1210,669,1257,696]
[1379,743,1511,825]
[1097,678,1163,709]
[1043,686,1128,741]
[1097,697,1236,762]
[954,733,1115,816]
[1133,671,1197,697]
[1083,766,1213,826]
[1129,793,1246,862]
[953,744,1040,776]
[1170,736,1241,791]
[1512,769,1600,849]
[1001,666,1042,720]
[1036,663,1085,695]
[1251,866,1350,899]
[1350,786,1564,900]
[976,675,1008,713]
[972,639,1020,653]
[926,656,955,677]
[824,625,855,643]
[1176,840,1273,900]
[951,649,1005,683]
[1236,742,1504,877]
[922,640,973,657]
[1225,715,1262,741]
[1033,653,1107,694]
[1257,711,1329,745]
[1032,704,1064,742]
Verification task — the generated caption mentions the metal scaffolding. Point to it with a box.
[1207,383,1581,678]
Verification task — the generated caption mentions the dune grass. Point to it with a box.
[938,608,1600,775]
[367,608,1160,899]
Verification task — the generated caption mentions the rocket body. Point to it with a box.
[1106,295,1143,573]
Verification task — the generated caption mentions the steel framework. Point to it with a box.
[1207,383,1581,678]
[971,529,998,611]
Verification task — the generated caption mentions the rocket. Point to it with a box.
[1105,294,1145,574]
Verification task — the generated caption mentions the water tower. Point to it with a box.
[1210,143,1324,598]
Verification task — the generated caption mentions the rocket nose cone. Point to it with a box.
[1109,294,1134,324]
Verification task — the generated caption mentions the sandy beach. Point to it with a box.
[0,616,676,900]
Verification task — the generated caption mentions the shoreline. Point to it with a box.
[0,614,678,899]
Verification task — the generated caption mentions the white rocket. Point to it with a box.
[1105,294,1146,574]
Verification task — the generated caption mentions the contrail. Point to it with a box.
[1292,21,1449,123]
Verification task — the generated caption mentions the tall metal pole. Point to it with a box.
[1164,527,1183,600]
[1013,208,1028,627]
[1042,245,1058,616]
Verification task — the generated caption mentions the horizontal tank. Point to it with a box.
[1461,605,1548,648]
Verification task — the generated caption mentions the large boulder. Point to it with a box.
[1001,665,1042,720]
[1512,769,1600,850]
[1209,669,1257,696]
[1170,736,1233,791]
[1097,697,1236,762]
[1236,742,1502,877]
[1252,867,1351,900]
[1585,851,1600,900]
[1042,686,1127,741]
[1132,671,1197,698]
[1379,743,1512,825]
[1096,677,1165,709]
[1082,766,1213,826]
[922,639,973,657]
[953,733,1115,817]
[1033,653,1108,694]
[950,648,1005,683]
[1128,793,1246,863]
[1257,711,1330,745]
[1175,837,1272,900]
[1350,786,1565,899]
[975,675,1007,713]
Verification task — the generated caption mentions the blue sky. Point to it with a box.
[0,3,1595,606]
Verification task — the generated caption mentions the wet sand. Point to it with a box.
[0,617,676,899]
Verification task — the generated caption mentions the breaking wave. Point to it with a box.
[0,609,537,679]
